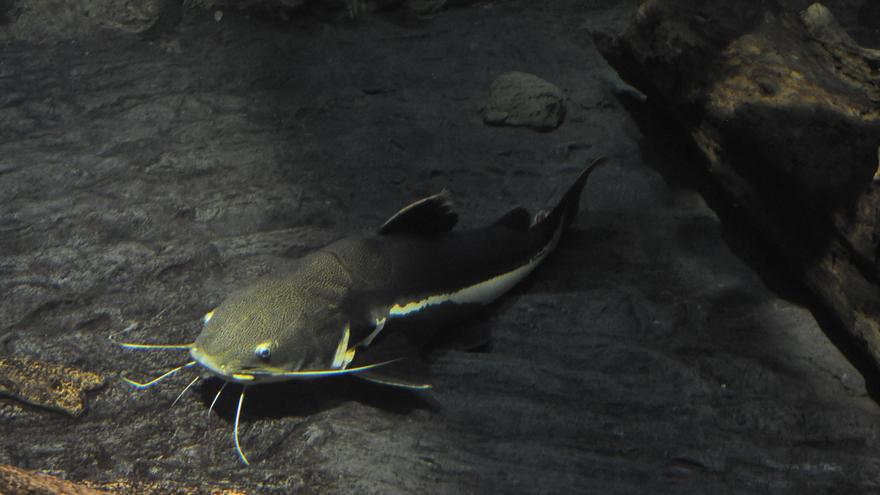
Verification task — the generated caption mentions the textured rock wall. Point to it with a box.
[1,0,182,41]
[0,0,467,42]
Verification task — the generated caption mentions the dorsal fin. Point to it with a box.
[493,206,531,231]
[379,190,458,235]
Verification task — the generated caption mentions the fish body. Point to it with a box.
[122,159,604,464]
[190,159,604,389]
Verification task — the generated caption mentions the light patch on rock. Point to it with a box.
[0,355,105,417]
[405,0,447,15]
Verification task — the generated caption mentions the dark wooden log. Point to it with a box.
[597,1,880,369]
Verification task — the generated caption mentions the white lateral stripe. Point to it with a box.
[389,224,563,318]
[388,261,533,316]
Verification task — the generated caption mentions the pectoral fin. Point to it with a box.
[351,334,432,390]
[331,323,353,369]
[355,358,432,390]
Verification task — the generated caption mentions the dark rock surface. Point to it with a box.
[2,1,880,494]
[1,0,183,42]
[596,0,880,378]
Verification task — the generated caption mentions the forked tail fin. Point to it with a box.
[538,157,607,232]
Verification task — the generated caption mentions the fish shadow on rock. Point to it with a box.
[196,306,506,423]
[198,374,440,424]
[506,227,620,296]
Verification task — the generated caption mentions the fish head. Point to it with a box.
[189,274,351,384]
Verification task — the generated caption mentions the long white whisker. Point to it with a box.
[234,387,250,465]
[154,306,169,321]
[251,358,401,379]
[108,321,192,350]
[122,361,197,389]
[118,342,194,350]
[208,381,228,418]
[170,375,201,408]
[108,322,140,341]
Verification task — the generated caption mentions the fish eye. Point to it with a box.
[255,344,271,361]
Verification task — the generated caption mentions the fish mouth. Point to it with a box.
[189,347,258,384]
[189,347,303,384]
[190,347,400,384]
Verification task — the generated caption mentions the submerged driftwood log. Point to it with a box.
[0,464,248,495]
[597,1,880,369]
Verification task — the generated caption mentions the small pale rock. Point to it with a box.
[0,355,105,417]
[483,71,566,131]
